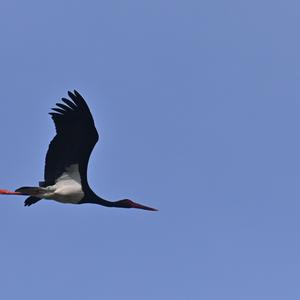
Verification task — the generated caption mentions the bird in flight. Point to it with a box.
[0,90,157,211]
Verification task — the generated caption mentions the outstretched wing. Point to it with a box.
[43,90,99,187]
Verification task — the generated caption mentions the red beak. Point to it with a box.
[131,202,158,211]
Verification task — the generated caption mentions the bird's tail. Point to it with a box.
[15,186,46,196]
[24,196,41,206]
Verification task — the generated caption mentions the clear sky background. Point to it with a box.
[0,1,299,299]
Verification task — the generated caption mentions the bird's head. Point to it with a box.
[115,199,158,211]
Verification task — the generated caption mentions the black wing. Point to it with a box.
[43,90,99,187]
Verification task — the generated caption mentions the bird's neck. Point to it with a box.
[88,195,115,207]
[82,191,120,207]
[82,190,126,207]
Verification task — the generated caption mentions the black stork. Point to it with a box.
[0,90,157,211]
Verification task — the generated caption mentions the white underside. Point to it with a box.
[36,164,84,204]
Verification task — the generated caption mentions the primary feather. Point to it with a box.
[45,90,99,188]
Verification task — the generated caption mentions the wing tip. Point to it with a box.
[73,90,81,97]
[67,90,74,98]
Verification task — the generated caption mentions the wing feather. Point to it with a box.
[61,98,78,110]
[44,90,99,188]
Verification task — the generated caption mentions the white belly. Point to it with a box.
[47,180,84,204]
[41,164,84,204]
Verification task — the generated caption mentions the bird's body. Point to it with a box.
[0,91,157,211]
[19,164,84,204]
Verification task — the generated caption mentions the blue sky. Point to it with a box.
[0,1,300,299]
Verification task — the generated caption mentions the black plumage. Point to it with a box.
[4,90,157,211]
[45,90,98,188]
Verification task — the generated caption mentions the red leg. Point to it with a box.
[0,189,22,195]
